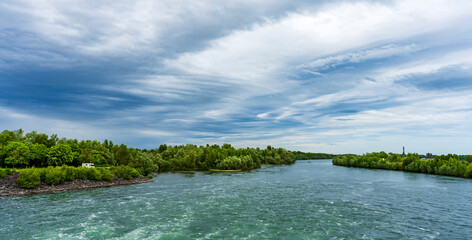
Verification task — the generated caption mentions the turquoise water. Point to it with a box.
[1,160,472,239]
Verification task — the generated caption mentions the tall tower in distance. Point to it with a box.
[402,146,406,157]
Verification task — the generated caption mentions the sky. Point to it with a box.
[1,0,472,154]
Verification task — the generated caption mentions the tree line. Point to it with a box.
[0,129,332,173]
[332,152,472,178]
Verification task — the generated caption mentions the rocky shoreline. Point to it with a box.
[0,172,153,197]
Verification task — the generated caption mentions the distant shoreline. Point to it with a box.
[0,172,152,197]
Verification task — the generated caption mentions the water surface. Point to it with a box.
[1,160,471,239]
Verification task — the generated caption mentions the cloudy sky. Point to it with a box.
[1,0,471,154]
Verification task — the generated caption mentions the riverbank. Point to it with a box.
[332,152,472,179]
[0,172,152,197]
[208,169,242,172]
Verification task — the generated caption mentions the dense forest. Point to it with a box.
[0,129,332,174]
[332,152,472,178]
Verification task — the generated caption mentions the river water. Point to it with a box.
[1,160,471,239]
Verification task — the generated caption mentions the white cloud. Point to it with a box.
[259,46,472,123]
[0,0,172,55]
[137,130,176,137]
[298,44,421,71]
[166,0,472,82]
[0,106,112,141]
[374,48,472,83]
[248,42,472,154]
[1,0,472,153]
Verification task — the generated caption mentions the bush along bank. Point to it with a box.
[0,166,152,197]
[332,152,472,178]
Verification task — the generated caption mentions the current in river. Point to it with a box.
[1,160,471,239]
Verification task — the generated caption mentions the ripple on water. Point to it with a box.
[1,160,472,239]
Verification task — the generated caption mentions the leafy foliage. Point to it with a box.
[216,155,259,170]
[0,129,330,173]
[333,152,472,178]
[0,168,10,178]
[17,168,41,189]
[98,168,114,182]
[111,165,139,180]
[62,165,76,181]
[43,167,66,186]
[14,166,142,189]
[85,167,102,181]
[2,129,334,189]
[47,144,73,166]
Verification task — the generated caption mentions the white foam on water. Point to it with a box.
[121,227,149,240]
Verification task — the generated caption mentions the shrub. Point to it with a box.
[156,159,171,172]
[111,166,123,178]
[147,173,153,179]
[17,168,41,189]
[130,169,140,178]
[99,168,114,182]
[39,168,47,182]
[216,156,258,170]
[464,163,472,178]
[85,167,102,181]
[111,167,118,178]
[75,167,90,180]
[61,165,76,181]
[240,155,257,170]
[44,167,66,186]
[0,169,7,178]
[112,166,136,180]
[122,169,132,180]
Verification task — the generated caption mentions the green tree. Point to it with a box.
[91,150,106,165]
[158,144,168,153]
[32,133,56,148]
[47,143,73,166]
[466,155,472,164]
[402,153,418,168]
[3,142,30,167]
[131,152,160,175]
[14,129,25,142]
[464,163,472,178]
[29,143,49,167]
[24,130,38,142]
[0,130,15,145]
[114,144,132,166]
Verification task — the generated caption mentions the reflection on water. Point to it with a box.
[1,160,471,239]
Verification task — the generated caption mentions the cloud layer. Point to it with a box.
[1,0,471,154]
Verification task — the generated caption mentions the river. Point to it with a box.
[1,160,471,239]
